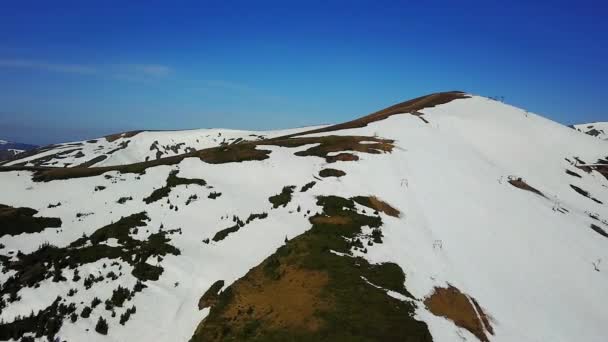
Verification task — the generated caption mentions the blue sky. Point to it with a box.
[0,0,606,145]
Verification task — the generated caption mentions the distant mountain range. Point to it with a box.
[0,140,38,161]
[573,122,608,140]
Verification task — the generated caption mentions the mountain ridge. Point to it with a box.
[0,92,607,342]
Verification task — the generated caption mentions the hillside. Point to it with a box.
[573,122,608,140]
[0,141,38,162]
[0,92,607,342]
[0,126,326,168]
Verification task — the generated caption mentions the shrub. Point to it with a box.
[81,306,92,318]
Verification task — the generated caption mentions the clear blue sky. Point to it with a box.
[0,0,606,145]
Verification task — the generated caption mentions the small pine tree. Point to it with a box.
[95,316,109,335]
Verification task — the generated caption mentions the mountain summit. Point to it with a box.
[0,92,606,342]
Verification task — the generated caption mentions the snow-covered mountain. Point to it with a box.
[573,122,608,140]
[1,126,326,168]
[1,92,607,342]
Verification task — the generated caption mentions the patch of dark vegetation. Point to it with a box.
[211,213,268,242]
[212,223,242,242]
[119,306,137,325]
[425,285,494,342]
[76,155,108,167]
[94,185,106,191]
[261,135,394,163]
[507,177,545,198]
[76,212,93,219]
[0,296,78,341]
[208,192,222,199]
[565,169,582,178]
[590,224,608,238]
[186,194,198,205]
[117,196,133,204]
[0,204,62,237]
[352,196,400,217]
[144,169,206,204]
[47,202,61,208]
[191,195,430,341]
[269,186,296,208]
[198,280,225,310]
[300,181,316,192]
[275,91,468,139]
[319,168,345,178]
[590,164,608,181]
[411,111,430,123]
[107,140,131,154]
[109,286,132,308]
[570,185,603,204]
[246,212,268,224]
[1,213,180,301]
[199,144,271,164]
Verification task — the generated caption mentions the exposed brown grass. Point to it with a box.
[508,177,545,198]
[352,196,400,217]
[368,197,400,217]
[192,195,431,342]
[309,215,352,225]
[326,152,359,163]
[105,130,142,142]
[425,285,493,342]
[319,168,346,178]
[225,266,329,332]
[276,91,468,139]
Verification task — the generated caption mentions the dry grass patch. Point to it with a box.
[319,168,345,178]
[326,152,359,163]
[309,215,352,225]
[277,91,468,138]
[105,130,142,142]
[353,196,400,217]
[508,177,545,198]
[425,285,493,342]
[226,266,329,331]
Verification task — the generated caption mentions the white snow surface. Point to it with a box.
[574,122,608,140]
[0,95,607,341]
